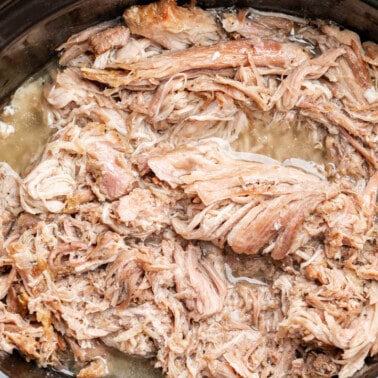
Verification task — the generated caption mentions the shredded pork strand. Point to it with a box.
[0,1,377,378]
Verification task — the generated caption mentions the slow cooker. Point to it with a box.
[0,0,377,377]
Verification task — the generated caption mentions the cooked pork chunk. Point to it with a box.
[88,25,130,56]
[148,140,370,260]
[124,0,220,50]
[82,39,309,87]
[20,123,138,213]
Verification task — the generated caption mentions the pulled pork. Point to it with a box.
[1,1,377,378]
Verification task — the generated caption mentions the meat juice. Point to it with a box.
[0,69,53,176]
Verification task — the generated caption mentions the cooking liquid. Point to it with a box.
[0,68,54,176]
[232,114,328,164]
[0,65,329,378]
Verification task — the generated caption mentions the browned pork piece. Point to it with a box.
[88,25,130,56]
[0,302,62,367]
[124,0,220,50]
[148,139,369,259]
[363,40,378,65]
[57,19,120,65]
